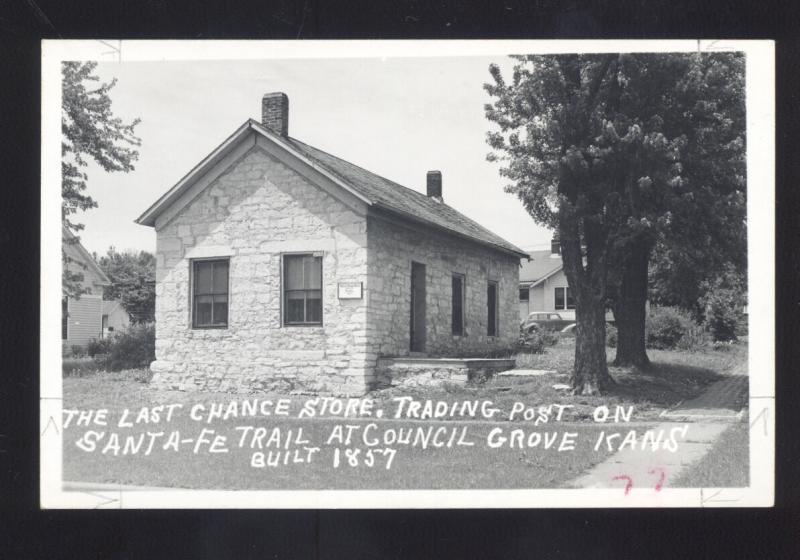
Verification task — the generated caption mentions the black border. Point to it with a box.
[3,1,799,558]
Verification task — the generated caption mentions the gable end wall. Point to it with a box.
[151,146,371,394]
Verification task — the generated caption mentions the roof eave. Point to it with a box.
[135,120,374,228]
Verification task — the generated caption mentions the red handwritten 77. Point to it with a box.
[612,468,666,495]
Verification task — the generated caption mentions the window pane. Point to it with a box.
[212,295,228,325]
[286,292,306,323]
[306,291,322,323]
[566,287,575,309]
[519,288,529,302]
[285,256,304,290]
[554,287,565,310]
[305,256,322,289]
[213,261,229,294]
[195,262,213,294]
[195,295,213,325]
[62,298,68,340]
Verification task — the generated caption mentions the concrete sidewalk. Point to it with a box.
[570,362,748,489]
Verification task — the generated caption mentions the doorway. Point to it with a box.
[410,261,426,352]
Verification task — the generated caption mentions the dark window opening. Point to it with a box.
[452,274,465,336]
[192,259,229,328]
[519,288,529,302]
[62,298,68,340]
[554,286,575,310]
[284,254,323,325]
[487,281,498,337]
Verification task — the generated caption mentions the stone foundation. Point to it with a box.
[375,357,516,389]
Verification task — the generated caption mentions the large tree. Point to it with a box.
[486,54,627,394]
[608,53,745,366]
[62,61,141,298]
[486,53,746,391]
[98,248,156,324]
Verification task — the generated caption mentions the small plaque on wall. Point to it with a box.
[337,282,363,299]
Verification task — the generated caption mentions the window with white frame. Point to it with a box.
[283,254,323,325]
[554,286,575,310]
[192,259,230,328]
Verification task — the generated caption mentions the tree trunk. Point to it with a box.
[613,239,651,368]
[572,290,615,395]
[559,216,615,396]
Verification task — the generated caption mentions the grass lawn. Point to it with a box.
[370,338,747,423]
[63,375,623,489]
[61,339,745,490]
[62,412,619,490]
[671,421,750,488]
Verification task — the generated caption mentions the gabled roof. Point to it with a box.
[62,226,111,288]
[136,120,528,259]
[519,250,563,286]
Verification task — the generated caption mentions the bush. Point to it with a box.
[606,324,618,348]
[70,345,86,358]
[703,289,741,342]
[100,323,155,371]
[646,306,696,350]
[516,324,558,354]
[86,337,113,357]
[677,324,711,351]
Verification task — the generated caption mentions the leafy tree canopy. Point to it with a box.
[98,247,156,324]
[62,61,141,298]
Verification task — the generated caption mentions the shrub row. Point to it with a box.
[67,323,155,374]
[607,305,745,351]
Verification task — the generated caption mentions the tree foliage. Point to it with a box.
[62,61,141,298]
[486,54,624,394]
[98,247,156,324]
[485,52,745,390]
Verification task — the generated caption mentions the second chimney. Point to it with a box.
[426,170,443,202]
[550,234,561,256]
[262,92,289,136]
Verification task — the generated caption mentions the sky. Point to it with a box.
[74,56,555,256]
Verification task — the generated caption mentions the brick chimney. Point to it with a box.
[262,92,289,136]
[426,170,442,202]
[550,234,561,256]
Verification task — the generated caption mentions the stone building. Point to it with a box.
[136,92,527,394]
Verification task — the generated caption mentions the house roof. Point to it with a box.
[101,300,124,315]
[62,226,111,288]
[136,120,528,259]
[519,250,563,286]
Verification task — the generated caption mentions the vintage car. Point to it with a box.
[520,311,575,333]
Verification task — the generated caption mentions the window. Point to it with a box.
[283,254,322,325]
[452,274,465,335]
[101,314,109,338]
[554,286,575,310]
[487,281,498,337]
[62,298,68,340]
[192,259,229,328]
[519,288,529,302]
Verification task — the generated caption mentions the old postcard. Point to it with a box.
[41,39,774,508]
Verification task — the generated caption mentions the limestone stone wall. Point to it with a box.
[366,214,520,358]
[151,147,371,395]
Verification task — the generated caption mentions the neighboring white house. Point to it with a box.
[518,238,575,322]
[518,237,617,323]
[62,227,111,349]
[63,227,131,349]
[101,300,131,338]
